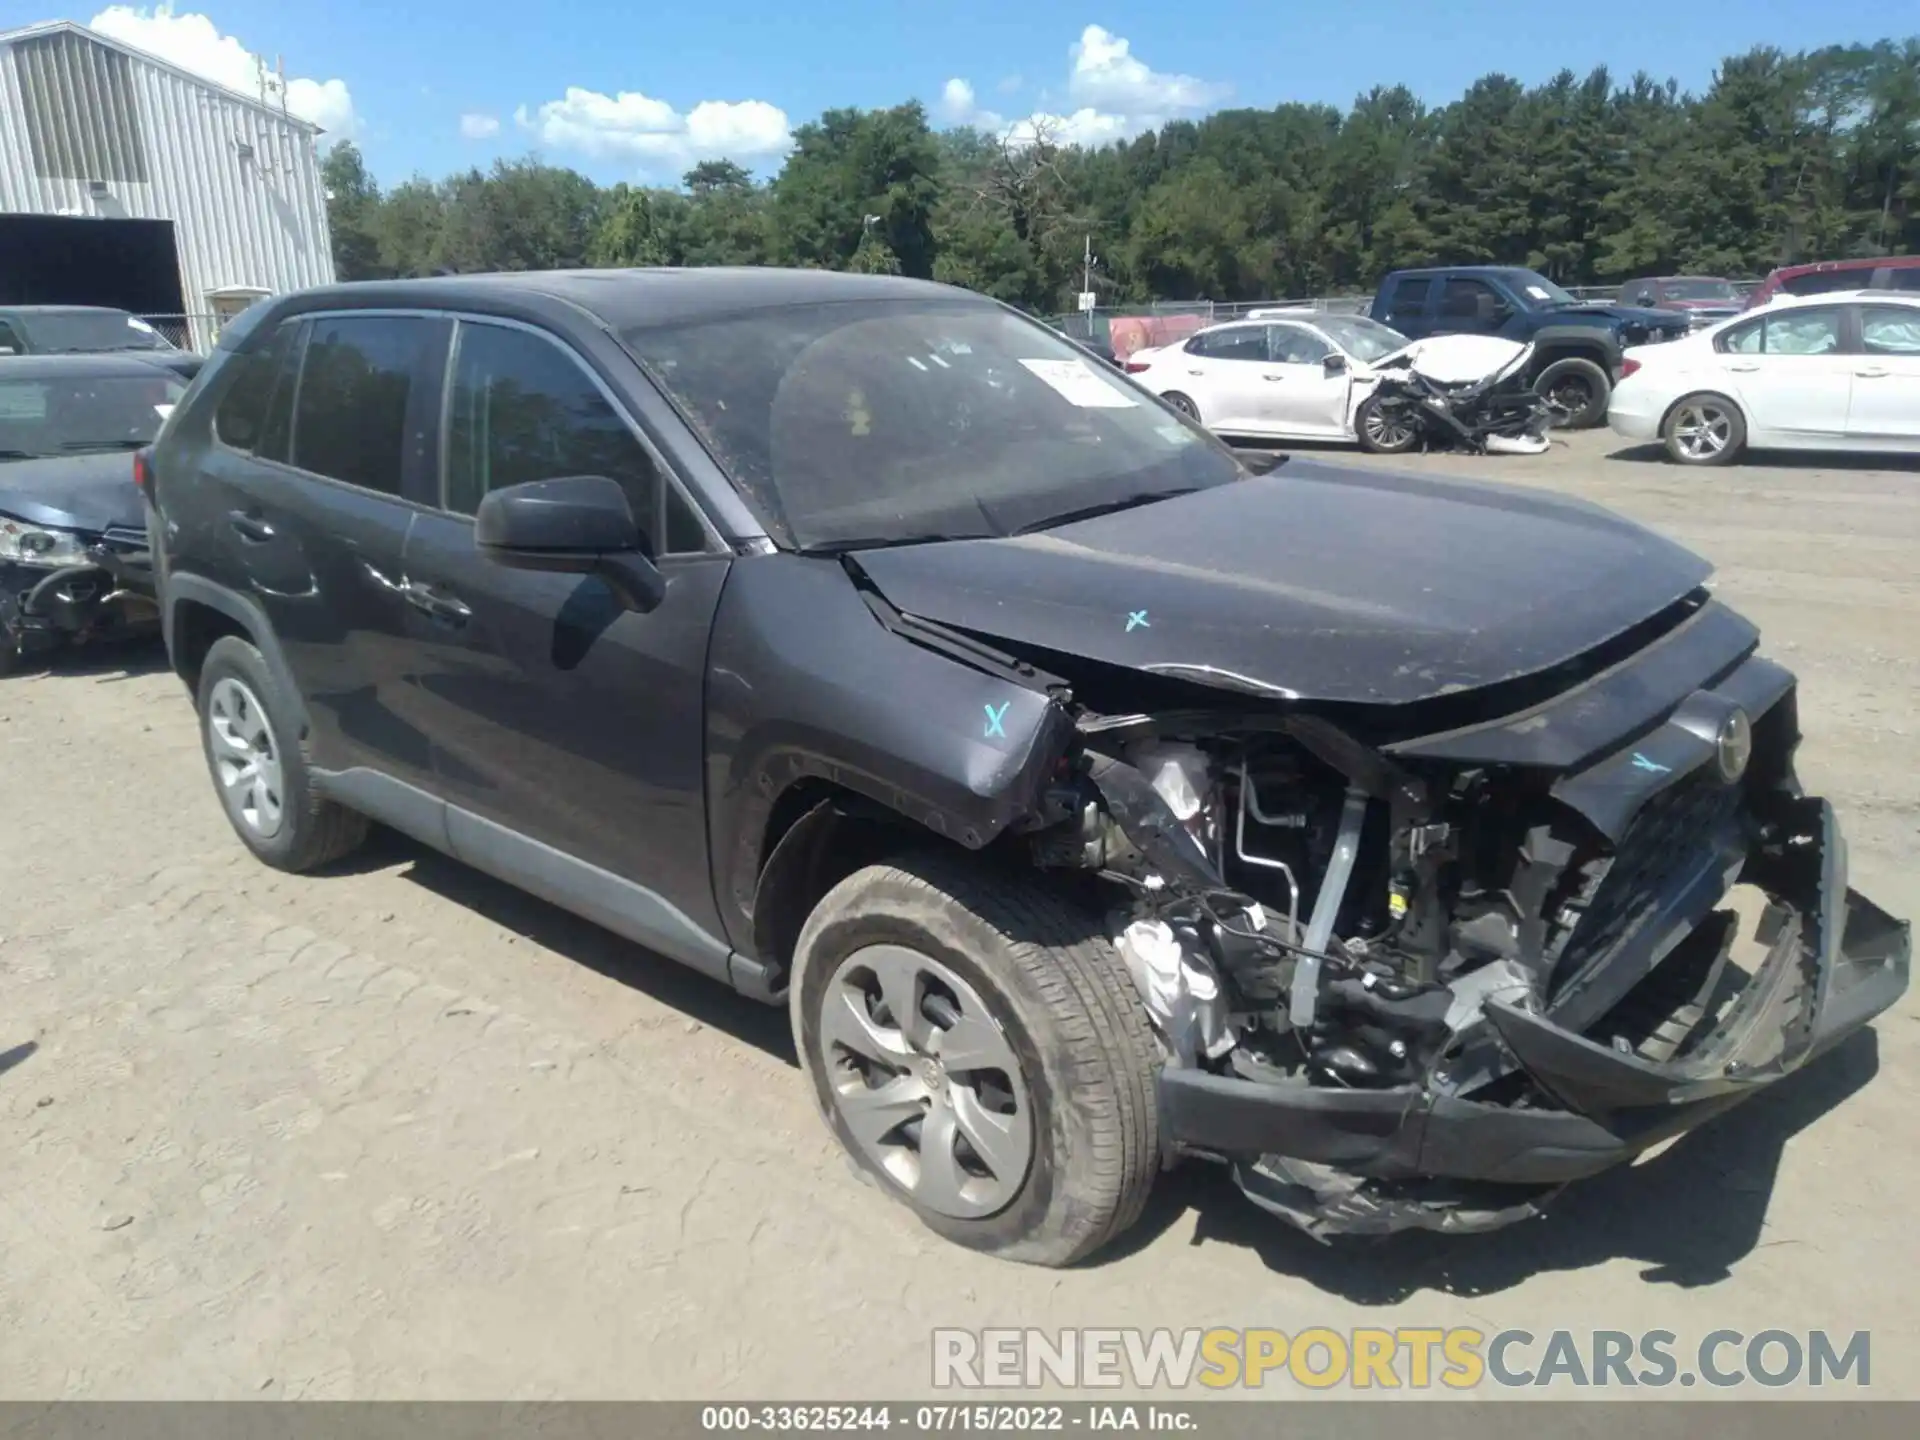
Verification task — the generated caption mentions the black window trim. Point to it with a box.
[434,313,723,558]
[1189,322,1271,362]
[208,308,446,514]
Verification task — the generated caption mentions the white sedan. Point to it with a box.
[1124,312,1413,444]
[1608,291,1920,465]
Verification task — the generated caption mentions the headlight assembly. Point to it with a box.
[0,516,93,569]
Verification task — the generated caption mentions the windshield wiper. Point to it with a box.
[803,533,973,555]
[0,448,44,460]
[1012,489,1198,535]
[60,439,148,452]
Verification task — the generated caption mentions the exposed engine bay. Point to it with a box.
[1001,644,1909,1240]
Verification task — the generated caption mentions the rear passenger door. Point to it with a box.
[204,310,448,791]
[1179,326,1276,432]
[398,317,734,961]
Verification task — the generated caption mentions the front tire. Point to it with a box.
[196,635,369,872]
[1533,356,1611,429]
[1662,392,1747,466]
[792,854,1161,1267]
[1355,394,1421,453]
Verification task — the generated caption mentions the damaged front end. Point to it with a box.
[1006,608,1911,1241]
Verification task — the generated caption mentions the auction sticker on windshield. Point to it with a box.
[1020,358,1137,408]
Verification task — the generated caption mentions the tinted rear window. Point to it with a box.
[213,321,296,453]
[1781,267,1878,297]
[290,316,437,496]
[1383,277,1433,314]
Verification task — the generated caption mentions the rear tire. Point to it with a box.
[196,635,369,872]
[1355,394,1421,454]
[1161,391,1201,422]
[1662,392,1747,466]
[791,853,1161,1267]
[1533,356,1611,429]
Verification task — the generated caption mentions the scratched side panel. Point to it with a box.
[703,553,1073,954]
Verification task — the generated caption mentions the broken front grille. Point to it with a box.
[1549,771,1746,993]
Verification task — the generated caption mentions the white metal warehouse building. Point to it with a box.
[0,18,335,352]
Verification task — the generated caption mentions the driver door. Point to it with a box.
[396,317,735,964]
[1260,323,1353,438]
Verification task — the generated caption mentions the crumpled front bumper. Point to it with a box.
[1156,797,1910,1239]
[0,550,156,654]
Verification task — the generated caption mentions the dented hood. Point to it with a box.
[848,460,1712,705]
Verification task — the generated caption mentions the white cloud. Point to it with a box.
[459,112,501,140]
[937,77,1004,132]
[946,24,1229,150]
[1066,24,1228,116]
[515,85,792,174]
[88,6,359,136]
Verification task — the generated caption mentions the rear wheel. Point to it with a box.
[196,636,369,871]
[1161,391,1201,421]
[1355,394,1421,453]
[791,854,1161,1267]
[1662,392,1747,466]
[1533,356,1611,429]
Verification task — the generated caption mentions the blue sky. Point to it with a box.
[30,1,1904,185]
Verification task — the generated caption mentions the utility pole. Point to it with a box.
[1083,232,1093,296]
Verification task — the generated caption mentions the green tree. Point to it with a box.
[321,141,383,280]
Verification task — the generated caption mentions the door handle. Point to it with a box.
[1187,369,1205,376]
[1855,368,1889,379]
[402,582,471,626]
[1726,363,1760,372]
[1261,373,1286,381]
[227,509,275,543]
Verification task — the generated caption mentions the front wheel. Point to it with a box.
[791,855,1161,1267]
[1532,356,1612,429]
[1662,392,1747,466]
[1355,394,1421,453]
[1161,391,1201,421]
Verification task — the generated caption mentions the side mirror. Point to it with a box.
[1322,353,1349,376]
[475,475,666,613]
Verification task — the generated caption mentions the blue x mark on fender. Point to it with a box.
[1126,610,1150,632]
[983,701,1010,739]
[1631,752,1672,775]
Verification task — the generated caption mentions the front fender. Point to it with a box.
[704,553,1075,955]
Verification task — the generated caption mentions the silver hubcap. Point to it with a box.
[1672,403,1733,459]
[818,945,1034,1219]
[207,677,286,839]
[1364,405,1412,448]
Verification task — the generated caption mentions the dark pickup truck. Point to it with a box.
[1371,266,1690,428]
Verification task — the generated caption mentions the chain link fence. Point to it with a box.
[133,313,223,354]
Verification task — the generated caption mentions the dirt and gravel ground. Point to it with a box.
[3,430,1916,1400]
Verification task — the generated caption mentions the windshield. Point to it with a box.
[1507,271,1580,308]
[26,311,174,354]
[0,372,184,459]
[1659,278,1742,302]
[626,298,1244,551]
[1315,314,1408,363]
